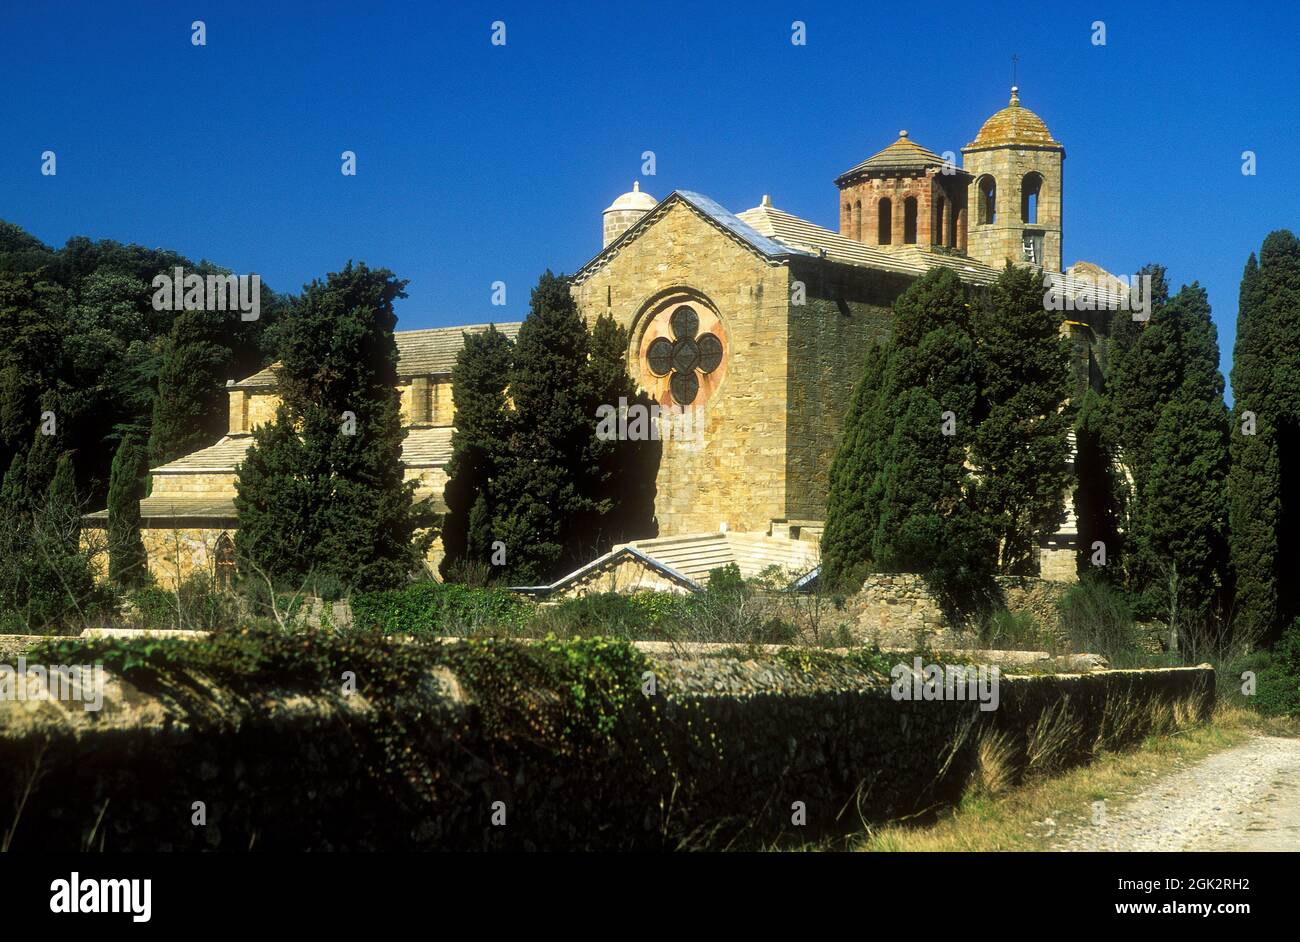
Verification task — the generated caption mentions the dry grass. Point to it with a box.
[856,703,1297,852]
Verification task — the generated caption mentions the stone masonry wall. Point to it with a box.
[0,644,1214,851]
[572,201,793,536]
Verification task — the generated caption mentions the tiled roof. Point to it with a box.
[401,426,454,467]
[231,322,523,389]
[616,531,820,584]
[835,131,952,183]
[152,427,456,475]
[153,437,253,473]
[735,202,1004,283]
[84,496,237,523]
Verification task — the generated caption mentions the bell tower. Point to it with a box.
[962,87,1064,272]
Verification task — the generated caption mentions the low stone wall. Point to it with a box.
[0,644,1214,851]
[847,574,1071,648]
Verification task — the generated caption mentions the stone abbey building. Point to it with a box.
[86,87,1100,592]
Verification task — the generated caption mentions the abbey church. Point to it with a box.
[85,88,1106,593]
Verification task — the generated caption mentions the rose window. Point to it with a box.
[645,305,723,405]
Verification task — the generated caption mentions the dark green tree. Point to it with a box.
[971,263,1073,574]
[235,262,427,591]
[1229,231,1300,639]
[107,433,149,586]
[147,309,230,467]
[440,325,515,579]
[585,312,657,551]
[820,342,892,591]
[493,271,598,583]
[1072,389,1123,579]
[821,268,994,617]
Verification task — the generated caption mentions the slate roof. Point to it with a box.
[231,322,523,389]
[510,546,703,596]
[573,190,813,284]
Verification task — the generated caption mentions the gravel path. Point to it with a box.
[1054,736,1300,851]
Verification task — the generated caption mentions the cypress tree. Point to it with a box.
[821,267,994,616]
[820,342,891,591]
[1105,277,1231,620]
[585,312,656,551]
[440,325,515,579]
[971,263,1073,574]
[1229,231,1300,639]
[148,309,230,467]
[107,433,149,586]
[235,262,425,591]
[493,271,597,584]
[1073,389,1123,579]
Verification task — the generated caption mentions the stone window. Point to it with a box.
[1021,171,1042,224]
[977,175,996,225]
[877,197,892,245]
[215,533,236,591]
[853,199,862,240]
[903,197,918,244]
[645,304,723,406]
[934,195,946,246]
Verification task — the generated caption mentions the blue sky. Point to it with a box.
[3,0,1297,397]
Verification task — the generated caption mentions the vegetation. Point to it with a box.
[234,262,433,592]
[441,274,659,586]
[1229,231,1300,643]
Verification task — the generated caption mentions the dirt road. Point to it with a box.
[1054,736,1300,851]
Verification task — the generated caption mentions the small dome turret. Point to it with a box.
[602,181,657,247]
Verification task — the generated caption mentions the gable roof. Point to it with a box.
[573,189,814,285]
[231,322,523,389]
[510,545,703,596]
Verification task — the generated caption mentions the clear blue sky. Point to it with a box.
[3,0,1297,398]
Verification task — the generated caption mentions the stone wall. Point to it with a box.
[0,643,1214,851]
[785,259,904,520]
[140,526,232,588]
[571,201,794,536]
[847,573,1071,649]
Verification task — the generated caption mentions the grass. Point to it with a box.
[854,703,1300,852]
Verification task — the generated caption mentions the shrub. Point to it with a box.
[979,608,1046,651]
[129,586,179,630]
[1057,576,1137,659]
[1228,619,1300,717]
[351,581,531,637]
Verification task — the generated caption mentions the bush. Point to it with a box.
[1228,619,1300,717]
[351,581,531,637]
[979,608,1046,651]
[1057,576,1137,659]
[129,586,179,630]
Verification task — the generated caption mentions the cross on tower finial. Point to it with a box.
[1011,53,1019,89]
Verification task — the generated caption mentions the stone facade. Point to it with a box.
[572,199,796,536]
[85,88,1088,588]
